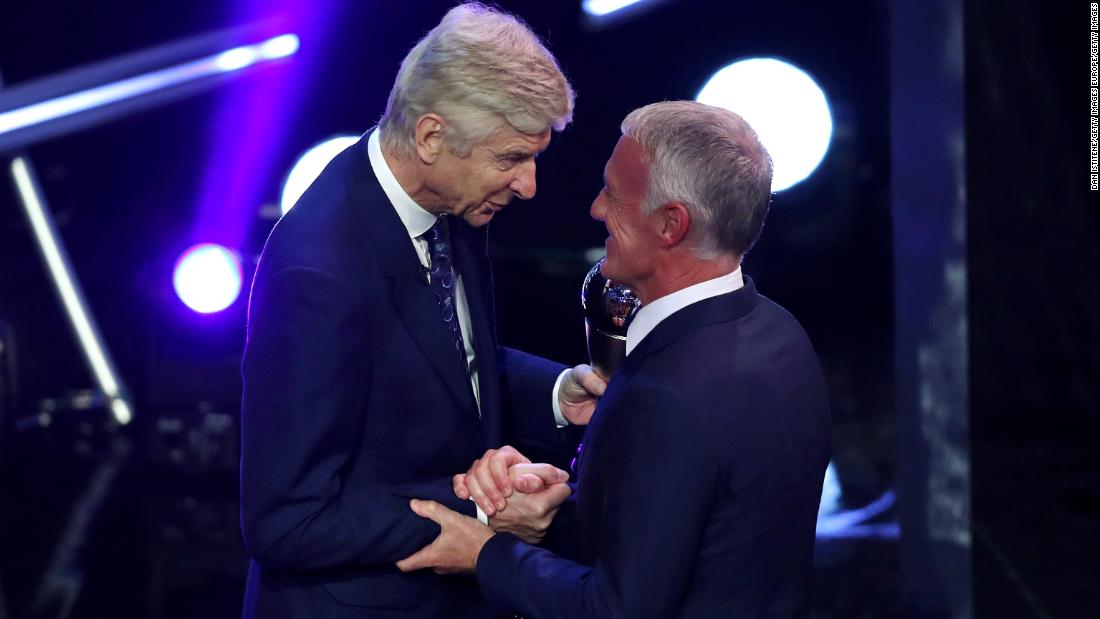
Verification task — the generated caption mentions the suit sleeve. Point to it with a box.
[240,266,474,572]
[497,346,576,468]
[475,383,716,618]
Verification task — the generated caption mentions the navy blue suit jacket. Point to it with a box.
[240,133,565,618]
[476,279,831,618]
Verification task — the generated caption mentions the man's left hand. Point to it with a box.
[395,500,494,575]
[559,364,607,425]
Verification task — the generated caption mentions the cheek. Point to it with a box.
[608,214,633,244]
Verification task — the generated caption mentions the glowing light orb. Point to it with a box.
[697,58,833,192]
[280,136,359,215]
[173,243,243,314]
[583,0,651,17]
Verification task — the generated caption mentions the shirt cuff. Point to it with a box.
[474,500,489,525]
[551,369,570,428]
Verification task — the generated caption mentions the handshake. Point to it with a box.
[396,445,572,575]
[396,363,605,575]
[455,445,573,543]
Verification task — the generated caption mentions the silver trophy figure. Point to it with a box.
[581,258,641,381]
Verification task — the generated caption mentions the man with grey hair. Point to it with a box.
[397,101,832,618]
[240,4,603,618]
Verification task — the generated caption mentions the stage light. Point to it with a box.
[280,135,359,215]
[214,48,259,72]
[582,0,652,17]
[0,32,301,145]
[258,34,300,60]
[216,34,299,72]
[11,157,133,424]
[696,58,833,192]
[173,244,243,314]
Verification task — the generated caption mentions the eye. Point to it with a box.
[497,154,533,170]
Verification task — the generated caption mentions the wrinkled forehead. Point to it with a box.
[607,135,650,183]
[481,125,553,155]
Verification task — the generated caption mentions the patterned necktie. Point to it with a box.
[425,216,471,377]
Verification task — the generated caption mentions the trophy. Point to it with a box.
[581,258,641,381]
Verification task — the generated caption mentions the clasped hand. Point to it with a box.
[396,446,570,574]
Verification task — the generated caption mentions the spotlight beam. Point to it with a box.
[582,0,658,18]
[10,157,133,425]
[0,29,299,153]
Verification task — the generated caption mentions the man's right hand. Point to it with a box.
[453,446,568,517]
[486,481,571,544]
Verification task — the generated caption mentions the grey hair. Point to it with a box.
[379,2,575,157]
[621,101,773,259]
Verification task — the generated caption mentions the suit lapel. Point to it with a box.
[344,132,478,414]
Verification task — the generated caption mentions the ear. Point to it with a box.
[656,202,691,248]
[413,113,446,164]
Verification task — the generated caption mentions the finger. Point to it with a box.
[489,447,528,498]
[512,473,546,494]
[409,499,446,523]
[473,456,507,512]
[453,474,470,500]
[578,365,607,396]
[541,482,573,510]
[509,463,569,485]
[464,472,496,517]
[396,544,434,572]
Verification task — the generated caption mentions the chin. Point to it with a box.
[598,258,620,282]
[463,209,495,228]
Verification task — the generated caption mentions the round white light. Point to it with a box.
[259,34,300,60]
[173,243,243,314]
[215,47,258,72]
[696,58,833,192]
[280,136,359,215]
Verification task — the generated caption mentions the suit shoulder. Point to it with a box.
[255,149,374,280]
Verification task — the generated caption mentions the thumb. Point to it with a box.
[409,499,447,525]
[546,481,572,506]
[579,366,607,396]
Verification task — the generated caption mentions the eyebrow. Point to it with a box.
[497,149,538,159]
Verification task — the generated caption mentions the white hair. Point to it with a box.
[622,100,773,258]
[379,2,575,157]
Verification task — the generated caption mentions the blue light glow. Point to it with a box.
[259,34,300,59]
[214,47,259,72]
[582,0,651,17]
[173,244,243,314]
[816,490,898,539]
[11,157,134,424]
[696,58,833,192]
[0,33,300,137]
[280,135,359,215]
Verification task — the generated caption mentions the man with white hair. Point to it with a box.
[239,4,602,617]
[397,101,832,618]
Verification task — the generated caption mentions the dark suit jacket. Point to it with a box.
[476,279,831,618]
[239,133,565,618]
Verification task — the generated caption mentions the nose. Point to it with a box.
[590,192,607,222]
[510,161,537,200]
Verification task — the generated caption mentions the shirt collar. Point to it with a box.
[625,267,744,356]
[367,129,438,239]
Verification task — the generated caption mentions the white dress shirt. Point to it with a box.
[368,130,482,412]
[369,131,569,523]
[625,268,745,356]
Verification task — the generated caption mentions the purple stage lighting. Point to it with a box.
[172,244,243,314]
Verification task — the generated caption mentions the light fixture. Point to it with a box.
[697,58,833,192]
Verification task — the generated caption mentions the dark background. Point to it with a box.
[0,0,1094,617]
